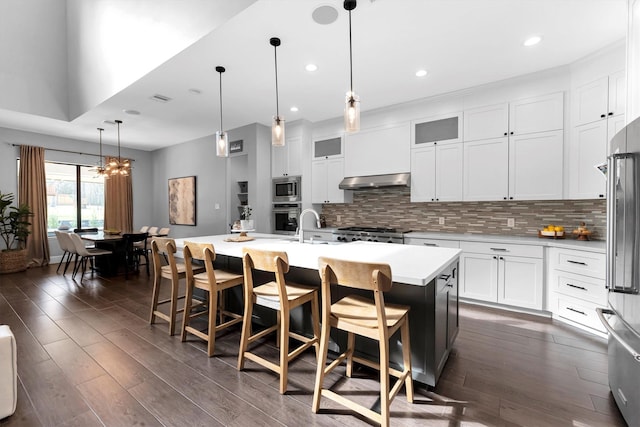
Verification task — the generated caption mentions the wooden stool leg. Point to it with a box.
[276,311,281,348]
[312,317,331,412]
[237,297,253,370]
[346,332,355,377]
[401,318,414,403]
[181,276,195,342]
[207,286,218,357]
[310,293,321,359]
[279,309,290,394]
[380,335,390,427]
[168,276,180,336]
[149,274,162,324]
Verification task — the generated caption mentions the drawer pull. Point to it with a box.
[566,283,587,291]
[423,243,437,247]
[490,247,508,252]
[567,260,587,266]
[566,307,586,316]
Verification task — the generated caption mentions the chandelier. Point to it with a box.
[93,127,108,178]
[106,119,131,176]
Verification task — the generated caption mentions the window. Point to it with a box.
[46,162,105,233]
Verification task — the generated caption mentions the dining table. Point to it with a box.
[78,231,131,276]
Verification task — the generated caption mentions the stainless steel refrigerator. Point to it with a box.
[598,115,640,426]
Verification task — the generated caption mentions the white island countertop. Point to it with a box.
[174,233,461,287]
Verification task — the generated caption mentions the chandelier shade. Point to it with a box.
[270,37,285,147]
[343,0,360,133]
[105,120,131,176]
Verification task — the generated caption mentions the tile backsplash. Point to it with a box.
[321,188,606,240]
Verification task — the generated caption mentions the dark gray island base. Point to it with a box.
[175,236,460,387]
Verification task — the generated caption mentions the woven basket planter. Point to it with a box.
[0,249,28,274]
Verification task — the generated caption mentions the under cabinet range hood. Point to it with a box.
[339,173,410,190]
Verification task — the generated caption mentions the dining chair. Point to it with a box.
[57,231,78,275]
[149,238,204,335]
[68,233,113,281]
[122,232,149,278]
[312,257,414,427]
[147,226,159,236]
[157,227,170,236]
[180,241,244,357]
[139,226,150,233]
[54,231,71,274]
[237,248,320,394]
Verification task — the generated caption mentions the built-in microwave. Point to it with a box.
[273,176,301,203]
[272,204,301,235]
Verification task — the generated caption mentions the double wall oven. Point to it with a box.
[272,176,302,234]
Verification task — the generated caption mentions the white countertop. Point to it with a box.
[405,231,606,253]
[174,233,460,287]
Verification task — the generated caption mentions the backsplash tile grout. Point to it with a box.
[321,188,606,240]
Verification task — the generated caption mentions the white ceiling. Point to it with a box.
[0,0,628,151]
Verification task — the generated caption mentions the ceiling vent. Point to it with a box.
[149,94,172,103]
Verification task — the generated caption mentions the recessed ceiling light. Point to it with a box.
[312,5,338,25]
[123,109,140,115]
[415,69,428,77]
[305,63,318,72]
[149,94,172,103]
[523,35,542,47]
[290,106,299,112]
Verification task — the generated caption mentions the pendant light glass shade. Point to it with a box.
[215,66,229,157]
[94,127,108,178]
[105,120,131,176]
[272,116,285,147]
[270,37,285,147]
[343,0,360,133]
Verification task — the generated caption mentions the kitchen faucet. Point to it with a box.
[298,208,321,243]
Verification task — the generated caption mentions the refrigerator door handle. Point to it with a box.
[597,308,640,362]
[606,154,617,291]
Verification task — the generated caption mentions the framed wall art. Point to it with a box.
[168,176,196,226]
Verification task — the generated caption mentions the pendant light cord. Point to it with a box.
[274,44,280,117]
[348,8,353,95]
[219,71,224,130]
[116,120,121,162]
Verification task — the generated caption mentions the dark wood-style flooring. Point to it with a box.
[0,264,626,426]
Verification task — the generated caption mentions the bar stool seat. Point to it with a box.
[181,241,244,357]
[312,257,414,427]
[149,238,204,336]
[237,248,320,394]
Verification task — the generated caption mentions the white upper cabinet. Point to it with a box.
[575,71,625,126]
[463,137,509,201]
[509,92,564,135]
[569,70,625,199]
[311,157,352,204]
[271,136,303,178]
[313,136,343,160]
[464,103,509,141]
[412,112,463,146]
[344,123,410,177]
[411,144,463,202]
[508,130,564,200]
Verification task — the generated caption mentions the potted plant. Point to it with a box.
[240,205,254,230]
[0,192,33,273]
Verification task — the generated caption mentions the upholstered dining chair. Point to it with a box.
[56,231,78,275]
[54,231,71,274]
[67,233,113,281]
[122,232,149,278]
[312,257,414,427]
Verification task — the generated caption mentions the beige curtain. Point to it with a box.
[19,145,49,267]
[104,156,133,232]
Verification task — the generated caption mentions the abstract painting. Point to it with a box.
[168,176,196,226]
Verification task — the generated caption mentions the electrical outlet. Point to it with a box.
[439,217,445,225]
[507,218,515,227]
[337,215,341,223]
[214,203,220,210]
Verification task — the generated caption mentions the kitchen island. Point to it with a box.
[174,233,461,387]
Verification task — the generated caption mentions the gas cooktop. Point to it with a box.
[337,226,406,233]
[333,226,410,243]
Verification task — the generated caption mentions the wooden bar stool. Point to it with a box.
[180,241,244,357]
[312,257,414,427]
[149,238,203,335]
[237,248,320,394]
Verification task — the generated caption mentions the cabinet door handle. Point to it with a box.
[599,194,605,198]
[503,197,507,200]
[601,114,606,118]
[608,112,614,116]
[499,256,504,260]
[510,131,514,135]
[566,307,586,316]
[504,132,508,136]
[490,248,508,252]
[423,243,437,247]
[493,256,497,259]
[567,260,587,266]
[566,283,587,291]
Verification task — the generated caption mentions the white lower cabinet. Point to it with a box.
[459,241,544,310]
[547,247,606,333]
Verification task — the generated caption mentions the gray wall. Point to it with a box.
[0,126,153,255]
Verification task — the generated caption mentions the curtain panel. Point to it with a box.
[18,145,49,267]
[104,156,133,232]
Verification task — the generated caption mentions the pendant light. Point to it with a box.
[344,0,360,133]
[106,120,131,176]
[94,127,108,178]
[270,37,285,147]
[215,65,229,157]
